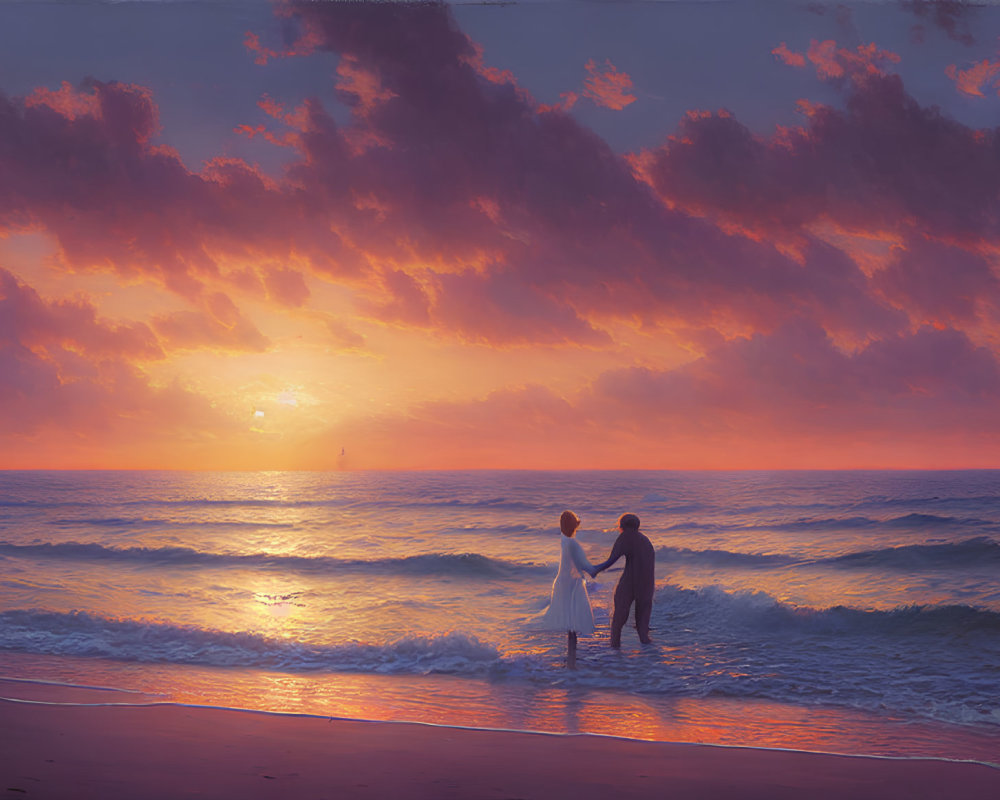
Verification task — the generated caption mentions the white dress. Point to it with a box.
[536,535,596,635]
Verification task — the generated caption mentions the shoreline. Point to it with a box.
[3,666,1000,767]
[5,693,1000,773]
[3,697,1000,799]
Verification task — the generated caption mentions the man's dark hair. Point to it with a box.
[618,513,640,530]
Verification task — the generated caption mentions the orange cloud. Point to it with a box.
[151,292,270,353]
[458,41,519,88]
[24,81,101,120]
[307,320,1000,470]
[772,43,806,69]
[322,315,366,351]
[537,91,579,114]
[774,40,901,84]
[0,268,235,448]
[582,59,637,110]
[243,22,322,66]
[945,58,1000,97]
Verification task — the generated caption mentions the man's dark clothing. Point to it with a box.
[595,528,655,647]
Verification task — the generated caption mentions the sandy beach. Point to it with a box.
[2,697,998,800]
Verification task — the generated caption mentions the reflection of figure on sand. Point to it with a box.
[593,513,655,648]
[536,510,598,669]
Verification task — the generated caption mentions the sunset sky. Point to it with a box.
[2,0,1000,470]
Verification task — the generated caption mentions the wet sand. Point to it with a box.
[2,697,999,799]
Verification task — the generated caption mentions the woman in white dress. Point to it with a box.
[537,510,597,668]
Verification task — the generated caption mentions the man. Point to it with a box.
[592,513,655,648]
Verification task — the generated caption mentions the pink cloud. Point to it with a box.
[772,42,806,68]
[637,59,1000,252]
[311,320,1000,469]
[0,79,362,301]
[274,3,900,345]
[458,41,519,88]
[431,269,612,347]
[0,269,231,439]
[772,40,901,83]
[583,321,1000,430]
[24,81,101,120]
[0,6,990,364]
[582,59,637,110]
[335,56,398,116]
[363,269,432,327]
[0,267,163,361]
[537,91,579,114]
[151,292,270,353]
[872,235,1000,325]
[263,267,310,307]
[945,58,1000,97]
[243,23,322,66]
[5,2,999,467]
[0,7,900,353]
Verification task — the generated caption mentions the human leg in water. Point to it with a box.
[610,584,635,649]
[634,594,653,644]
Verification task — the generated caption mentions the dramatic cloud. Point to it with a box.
[0,79,358,299]
[640,49,1000,249]
[0,268,229,440]
[266,3,902,346]
[3,1,1000,468]
[0,7,922,350]
[872,235,1000,325]
[0,267,163,361]
[583,320,1000,434]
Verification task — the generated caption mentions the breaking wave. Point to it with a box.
[0,610,500,674]
[0,542,551,578]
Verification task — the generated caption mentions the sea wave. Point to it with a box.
[7,537,997,579]
[4,588,996,680]
[0,498,366,510]
[657,537,1000,572]
[0,610,500,674]
[0,542,551,578]
[815,537,1000,570]
[760,513,993,531]
[642,585,1000,728]
[48,517,295,529]
[0,496,547,513]
[3,590,998,731]
[657,584,1000,637]
[661,512,999,538]
[656,546,799,568]
[858,494,1000,510]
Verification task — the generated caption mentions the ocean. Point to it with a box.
[1,470,998,763]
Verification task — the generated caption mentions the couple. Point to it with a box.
[539,510,655,668]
